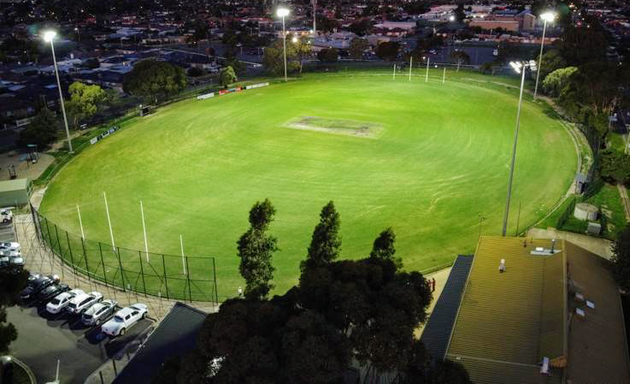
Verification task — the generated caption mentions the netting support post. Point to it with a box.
[162,254,170,300]
[212,257,219,305]
[66,231,77,275]
[185,256,192,303]
[44,217,53,251]
[99,242,108,286]
[138,250,147,297]
[81,237,91,282]
[116,247,126,292]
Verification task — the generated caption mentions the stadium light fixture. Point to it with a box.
[449,15,455,22]
[43,30,73,153]
[502,60,536,236]
[277,7,290,82]
[534,11,556,100]
[292,36,298,43]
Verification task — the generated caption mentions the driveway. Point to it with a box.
[7,304,153,384]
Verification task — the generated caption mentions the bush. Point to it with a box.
[557,198,577,229]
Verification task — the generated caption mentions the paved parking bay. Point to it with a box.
[0,221,16,242]
[7,303,153,384]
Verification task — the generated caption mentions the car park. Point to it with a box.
[66,292,103,315]
[20,275,58,300]
[82,300,118,326]
[37,283,70,303]
[101,303,148,337]
[46,289,84,314]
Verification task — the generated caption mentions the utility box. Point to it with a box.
[587,222,602,235]
[0,178,32,207]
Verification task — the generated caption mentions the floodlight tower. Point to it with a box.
[43,30,73,153]
[534,11,556,100]
[312,0,317,35]
[277,7,290,82]
[502,60,537,236]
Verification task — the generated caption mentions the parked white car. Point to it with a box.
[66,292,103,315]
[0,249,20,258]
[0,209,13,223]
[0,242,20,252]
[82,300,118,326]
[101,303,148,337]
[46,289,84,314]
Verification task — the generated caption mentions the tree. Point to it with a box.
[349,38,369,60]
[538,50,567,84]
[542,66,578,97]
[449,51,470,71]
[600,149,630,185]
[317,48,338,63]
[123,59,187,101]
[302,201,341,270]
[290,36,313,73]
[0,309,17,355]
[454,3,466,23]
[375,41,400,61]
[349,19,373,36]
[0,267,28,354]
[65,81,106,128]
[17,108,58,149]
[219,66,237,88]
[558,22,607,66]
[237,199,278,300]
[370,228,401,268]
[612,226,630,293]
[262,40,300,76]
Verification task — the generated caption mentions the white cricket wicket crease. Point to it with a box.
[140,200,149,263]
[103,192,116,251]
[77,204,85,240]
[443,67,446,84]
[392,64,396,80]
[180,234,187,275]
[426,57,430,82]
[408,56,413,81]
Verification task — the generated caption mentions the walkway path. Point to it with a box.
[617,184,630,223]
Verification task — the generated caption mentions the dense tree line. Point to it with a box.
[152,201,471,384]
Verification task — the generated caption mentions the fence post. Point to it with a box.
[116,247,126,292]
[65,231,77,275]
[185,256,192,303]
[138,250,147,297]
[44,217,53,250]
[81,237,91,282]
[54,224,63,258]
[99,242,108,286]
[212,257,219,305]
[162,254,170,300]
[29,204,41,240]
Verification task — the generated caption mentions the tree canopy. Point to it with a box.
[375,41,400,61]
[612,226,630,293]
[17,108,59,149]
[219,66,237,88]
[123,59,187,101]
[66,81,106,129]
[302,201,341,270]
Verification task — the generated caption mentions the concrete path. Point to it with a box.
[416,267,452,338]
[0,152,54,181]
[526,227,614,259]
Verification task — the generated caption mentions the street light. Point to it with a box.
[449,15,456,22]
[292,36,298,43]
[277,7,290,82]
[502,60,537,236]
[43,30,73,153]
[533,11,556,100]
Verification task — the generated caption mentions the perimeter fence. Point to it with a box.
[30,205,219,305]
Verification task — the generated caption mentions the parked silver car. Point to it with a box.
[82,300,117,326]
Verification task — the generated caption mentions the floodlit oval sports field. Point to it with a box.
[40,71,577,298]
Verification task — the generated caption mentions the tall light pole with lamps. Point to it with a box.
[502,60,537,236]
[43,31,73,153]
[277,7,290,82]
[533,11,556,100]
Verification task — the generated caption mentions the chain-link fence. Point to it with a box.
[30,205,219,305]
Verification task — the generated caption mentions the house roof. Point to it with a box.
[0,178,29,192]
[444,236,630,384]
[112,302,207,384]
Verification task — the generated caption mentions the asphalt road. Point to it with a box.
[7,304,153,384]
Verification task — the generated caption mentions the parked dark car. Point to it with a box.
[20,275,58,300]
[37,283,70,303]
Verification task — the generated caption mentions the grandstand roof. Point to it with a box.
[444,236,630,384]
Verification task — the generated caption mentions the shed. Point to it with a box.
[0,178,32,207]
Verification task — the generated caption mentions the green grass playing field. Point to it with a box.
[40,70,577,300]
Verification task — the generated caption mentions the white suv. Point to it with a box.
[66,292,103,315]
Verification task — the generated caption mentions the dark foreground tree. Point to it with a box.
[0,267,28,353]
[123,60,187,101]
[370,227,402,268]
[237,199,278,300]
[301,201,341,270]
[612,226,630,293]
[17,108,58,149]
[317,48,338,63]
[375,41,400,61]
